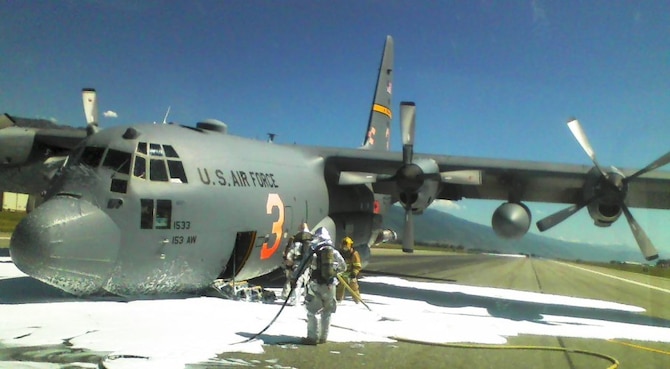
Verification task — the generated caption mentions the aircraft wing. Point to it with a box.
[33,128,88,150]
[324,145,670,259]
[0,114,87,196]
[322,148,670,210]
[0,114,86,159]
[435,155,670,209]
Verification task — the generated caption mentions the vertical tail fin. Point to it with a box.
[361,35,393,151]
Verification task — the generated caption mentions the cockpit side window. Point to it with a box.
[100,149,132,194]
[102,149,131,174]
[140,199,154,229]
[133,156,146,179]
[80,147,105,168]
[140,198,172,230]
[167,160,188,183]
[155,199,172,229]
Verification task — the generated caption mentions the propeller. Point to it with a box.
[536,118,670,260]
[82,88,99,136]
[338,101,483,253]
[398,102,417,252]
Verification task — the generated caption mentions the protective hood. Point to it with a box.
[312,227,332,248]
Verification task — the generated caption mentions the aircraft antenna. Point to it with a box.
[162,106,171,124]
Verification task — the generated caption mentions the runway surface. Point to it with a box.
[219,249,670,369]
[1,248,669,368]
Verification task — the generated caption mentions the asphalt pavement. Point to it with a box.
[215,249,670,369]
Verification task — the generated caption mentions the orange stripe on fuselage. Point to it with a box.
[373,104,392,119]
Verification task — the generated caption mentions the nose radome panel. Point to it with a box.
[10,196,120,295]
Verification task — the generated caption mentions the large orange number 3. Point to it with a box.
[260,193,284,260]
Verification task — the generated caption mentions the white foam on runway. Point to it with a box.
[1,257,668,369]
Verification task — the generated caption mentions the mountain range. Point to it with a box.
[382,205,648,263]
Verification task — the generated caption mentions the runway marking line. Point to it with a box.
[553,261,670,294]
[608,339,670,356]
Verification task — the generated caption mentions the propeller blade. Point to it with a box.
[402,144,413,166]
[400,102,416,165]
[567,118,607,178]
[536,199,592,232]
[626,150,670,182]
[621,205,659,261]
[402,207,414,253]
[82,88,99,135]
[440,170,482,185]
[399,102,416,147]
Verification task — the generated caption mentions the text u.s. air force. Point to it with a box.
[196,168,279,188]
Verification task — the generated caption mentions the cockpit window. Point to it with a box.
[102,149,131,174]
[80,147,105,167]
[149,159,169,181]
[149,143,163,156]
[133,142,188,184]
[137,142,147,155]
[164,145,179,158]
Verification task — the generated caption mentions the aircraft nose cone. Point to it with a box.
[10,196,120,295]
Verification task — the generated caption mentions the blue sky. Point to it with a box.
[1,1,669,258]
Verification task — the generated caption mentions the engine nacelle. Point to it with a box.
[583,167,624,227]
[491,202,531,239]
[587,201,622,227]
[400,178,440,213]
[397,158,441,213]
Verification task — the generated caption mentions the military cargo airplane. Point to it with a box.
[9,36,670,297]
[0,90,98,209]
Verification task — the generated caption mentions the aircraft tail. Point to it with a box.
[361,35,393,151]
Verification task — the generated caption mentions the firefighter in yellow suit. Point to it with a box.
[336,236,362,303]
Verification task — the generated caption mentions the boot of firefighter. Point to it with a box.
[351,279,362,303]
[318,314,331,343]
[307,311,319,342]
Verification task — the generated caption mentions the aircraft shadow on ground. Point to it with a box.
[358,280,670,330]
[0,276,78,304]
[0,276,201,304]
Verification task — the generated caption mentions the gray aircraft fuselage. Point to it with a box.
[9,36,395,297]
[10,123,348,296]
